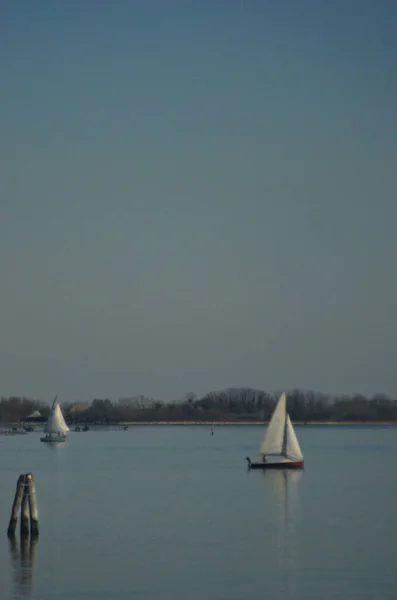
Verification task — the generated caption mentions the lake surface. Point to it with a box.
[0,425,396,599]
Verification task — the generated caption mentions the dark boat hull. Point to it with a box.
[246,457,304,470]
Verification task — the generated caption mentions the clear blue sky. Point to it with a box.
[1,1,396,402]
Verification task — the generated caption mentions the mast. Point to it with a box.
[281,399,288,457]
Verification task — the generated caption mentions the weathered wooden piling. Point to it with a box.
[7,473,39,538]
[26,474,39,537]
[7,475,26,537]
[20,482,30,537]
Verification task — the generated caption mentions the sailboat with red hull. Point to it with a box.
[246,393,304,470]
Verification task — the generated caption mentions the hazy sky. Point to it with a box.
[1,1,396,402]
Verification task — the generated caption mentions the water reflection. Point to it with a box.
[43,441,66,452]
[8,536,38,597]
[261,469,302,595]
[262,469,302,512]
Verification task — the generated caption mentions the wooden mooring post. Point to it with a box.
[20,483,30,537]
[7,473,39,538]
[26,474,39,537]
[7,475,26,537]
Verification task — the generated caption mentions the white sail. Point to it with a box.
[285,415,303,461]
[44,401,69,434]
[260,393,287,455]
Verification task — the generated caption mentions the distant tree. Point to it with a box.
[0,389,397,424]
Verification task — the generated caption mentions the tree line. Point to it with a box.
[1,388,397,424]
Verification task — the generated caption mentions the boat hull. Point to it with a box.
[40,436,66,443]
[246,458,304,470]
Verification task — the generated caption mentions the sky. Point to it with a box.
[1,0,396,403]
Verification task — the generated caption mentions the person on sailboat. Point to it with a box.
[262,454,268,463]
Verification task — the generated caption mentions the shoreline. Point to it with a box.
[3,421,397,432]
[116,420,397,426]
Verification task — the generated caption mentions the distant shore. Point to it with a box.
[2,420,397,432]
[3,390,397,429]
[116,420,397,426]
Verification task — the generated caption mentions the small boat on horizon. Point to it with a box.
[40,396,69,443]
[246,392,304,470]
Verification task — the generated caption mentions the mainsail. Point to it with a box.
[259,393,303,461]
[260,393,287,455]
[44,397,69,435]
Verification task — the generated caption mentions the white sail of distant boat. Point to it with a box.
[259,393,303,462]
[285,415,303,461]
[41,396,69,443]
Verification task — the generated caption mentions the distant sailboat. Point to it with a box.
[40,396,69,443]
[246,393,304,469]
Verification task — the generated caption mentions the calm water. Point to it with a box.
[0,425,396,599]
